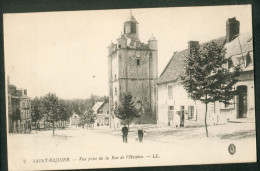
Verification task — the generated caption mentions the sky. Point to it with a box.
[4,5,252,99]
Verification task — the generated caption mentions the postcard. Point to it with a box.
[4,5,256,170]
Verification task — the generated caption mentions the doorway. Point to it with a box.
[237,85,247,118]
[168,106,174,126]
[180,106,185,127]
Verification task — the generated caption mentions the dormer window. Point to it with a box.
[118,44,121,48]
[246,53,252,67]
[227,59,234,69]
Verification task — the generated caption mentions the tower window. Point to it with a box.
[115,87,117,96]
[114,74,117,81]
[131,23,136,33]
[137,59,140,66]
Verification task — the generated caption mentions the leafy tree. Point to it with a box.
[113,92,140,128]
[42,93,59,136]
[85,109,95,128]
[31,97,44,130]
[57,100,71,128]
[181,41,240,137]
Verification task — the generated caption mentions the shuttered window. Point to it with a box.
[188,106,194,119]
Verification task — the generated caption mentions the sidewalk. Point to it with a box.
[88,122,256,143]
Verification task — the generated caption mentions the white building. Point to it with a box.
[157,18,254,127]
[69,113,80,126]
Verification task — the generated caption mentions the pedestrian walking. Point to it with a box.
[122,124,128,143]
[137,122,144,143]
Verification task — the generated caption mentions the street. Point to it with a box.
[8,123,256,170]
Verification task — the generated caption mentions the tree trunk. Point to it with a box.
[205,102,209,137]
[16,121,18,133]
[38,122,41,131]
[52,119,55,136]
[20,120,21,133]
[44,120,46,131]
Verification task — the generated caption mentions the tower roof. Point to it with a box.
[148,34,157,41]
[124,10,139,24]
[108,41,115,47]
[117,32,127,40]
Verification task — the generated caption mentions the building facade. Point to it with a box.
[7,78,32,133]
[69,113,80,126]
[157,18,254,127]
[93,102,110,126]
[107,12,158,128]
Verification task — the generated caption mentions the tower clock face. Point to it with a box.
[136,51,141,57]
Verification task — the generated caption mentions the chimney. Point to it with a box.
[226,17,240,43]
[188,41,199,55]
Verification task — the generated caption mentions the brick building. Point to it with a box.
[107,11,158,128]
[157,18,254,127]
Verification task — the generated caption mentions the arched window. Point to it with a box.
[137,59,140,66]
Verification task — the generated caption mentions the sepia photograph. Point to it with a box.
[3,4,256,170]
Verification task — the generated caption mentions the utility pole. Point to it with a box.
[234,34,245,66]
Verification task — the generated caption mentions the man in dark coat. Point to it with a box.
[122,124,128,143]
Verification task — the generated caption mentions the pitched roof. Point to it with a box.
[148,34,157,41]
[224,32,253,58]
[157,36,226,85]
[92,102,104,112]
[157,32,253,85]
[101,103,109,111]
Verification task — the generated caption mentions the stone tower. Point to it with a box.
[107,11,158,128]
